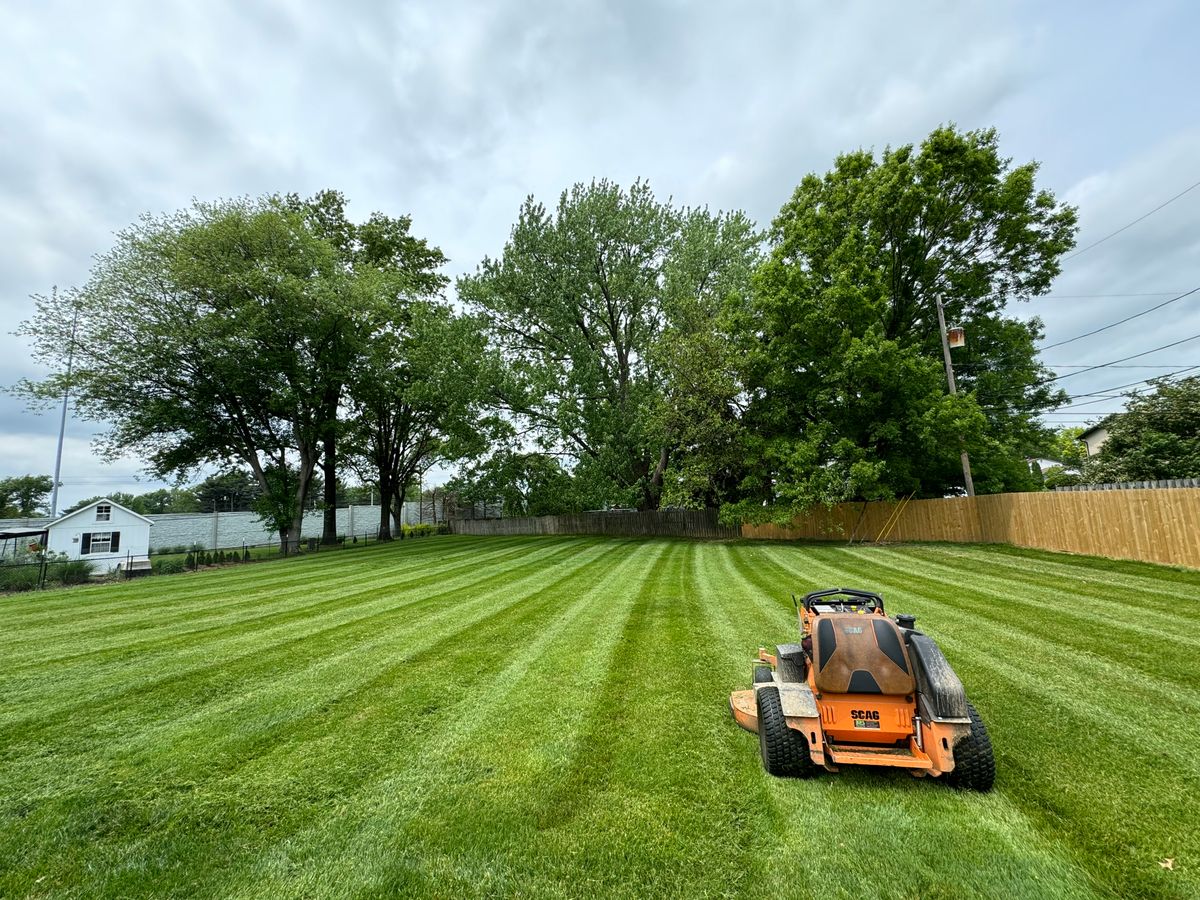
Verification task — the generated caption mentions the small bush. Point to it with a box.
[185,551,196,569]
[0,565,41,593]
[52,560,93,586]
[437,522,451,535]
[242,548,251,562]
[153,557,186,575]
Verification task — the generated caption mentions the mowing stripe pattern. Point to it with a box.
[1,536,1195,899]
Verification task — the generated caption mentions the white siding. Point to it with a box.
[46,502,152,572]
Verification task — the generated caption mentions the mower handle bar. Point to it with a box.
[801,587,884,611]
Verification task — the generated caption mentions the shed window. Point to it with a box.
[96,504,111,522]
[81,531,120,555]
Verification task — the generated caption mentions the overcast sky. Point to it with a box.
[2,0,1197,508]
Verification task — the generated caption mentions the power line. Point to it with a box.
[1057,395,1125,410]
[1040,286,1200,350]
[1063,177,1200,261]
[957,362,1193,370]
[1040,331,1200,383]
[1037,292,1185,299]
[1064,365,1200,400]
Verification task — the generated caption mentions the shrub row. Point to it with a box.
[183,549,252,569]
[0,558,93,593]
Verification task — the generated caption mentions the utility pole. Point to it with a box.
[49,299,81,518]
[934,293,976,497]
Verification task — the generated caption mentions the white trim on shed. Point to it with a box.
[46,498,154,572]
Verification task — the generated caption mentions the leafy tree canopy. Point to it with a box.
[1084,376,1200,482]
[446,450,608,517]
[1046,426,1087,468]
[729,125,1077,522]
[0,475,54,517]
[17,192,442,552]
[459,179,759,510]
[344,300,497,539]
[192,470,262,512]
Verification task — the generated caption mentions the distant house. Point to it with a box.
[1078,420,1114,458]
[46,498,154,573]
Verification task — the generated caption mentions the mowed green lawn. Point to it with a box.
[2,536,1197,899]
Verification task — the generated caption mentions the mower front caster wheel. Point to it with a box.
[757,686,817,778]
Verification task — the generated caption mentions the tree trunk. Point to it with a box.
[376,468,393,541]
[283,450,318,555]
[393,483,408,539]
[321,430,338,544]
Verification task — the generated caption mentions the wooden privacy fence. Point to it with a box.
[741,488,1200,569]
[450,508,739,540]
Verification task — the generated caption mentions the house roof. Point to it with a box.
[49,498,155,528]
[1077,416,1119,442]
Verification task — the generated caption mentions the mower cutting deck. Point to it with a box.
[730,587,994,790]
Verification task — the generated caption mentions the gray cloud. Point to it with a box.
[2,0,1198,485]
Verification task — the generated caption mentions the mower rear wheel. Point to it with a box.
[757,686,817,778]
[753,665,774,684]
[944,700,995,792]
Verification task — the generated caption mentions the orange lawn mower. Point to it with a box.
[730,588,994,790]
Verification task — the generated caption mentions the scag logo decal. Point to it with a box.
[850,709,880,729]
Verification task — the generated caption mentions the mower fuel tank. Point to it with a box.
[904,632,968,721]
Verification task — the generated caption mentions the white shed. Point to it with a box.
[47,499,154,573]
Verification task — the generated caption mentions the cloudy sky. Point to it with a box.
[2,0,1197,508]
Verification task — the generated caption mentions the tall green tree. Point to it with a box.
[1084,376,1200,482]
[18,196,353,552]
[281,191,448,543]
[1046,426,1087,469]
[1039,426,1086,489]
[134,487,199,514]
[0,475,54,517]
[446,450,605,517]
[731,126,1077,521]
[345,302,493,540]
[192,470,262,512]
[459,179,759,510]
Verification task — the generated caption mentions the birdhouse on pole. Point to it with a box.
[947,326,965,348]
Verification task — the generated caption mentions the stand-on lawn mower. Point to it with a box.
[730,588,994,790]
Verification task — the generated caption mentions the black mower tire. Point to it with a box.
[752,665,774,684]
[757,686,817,778]
[944,700,996,792]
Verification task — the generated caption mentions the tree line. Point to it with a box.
[25,124,1164,546]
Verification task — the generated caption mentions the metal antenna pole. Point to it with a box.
[50,300,81,518]
[934,293,976,497]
